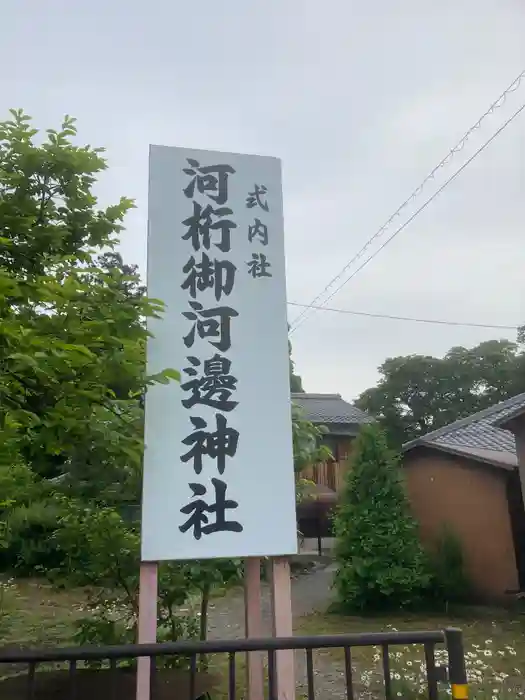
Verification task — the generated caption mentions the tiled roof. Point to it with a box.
[291,393,373,426]
[403,392,525,468]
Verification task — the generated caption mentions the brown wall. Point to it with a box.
[403,447,519,600]
[500,413,525,588]
[510,415,525,501]
[302,436,355,493]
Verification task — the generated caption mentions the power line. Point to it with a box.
[287,301,519,331]
[290,98,525,334]
[290,68,525,332]
[290,68,525,331]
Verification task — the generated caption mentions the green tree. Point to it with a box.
[333,424,430,611]
[0,109,326,608]
[289,336,304,393]
[0,109,178,503]
[183,559,241,649]
[0,460,60,573]
[51,498,240,655]
[430,526,471,610]
[292,403,331,474]
[51,499,198,656]
[292,403,332,502]
[356,339,525,447]
[288,335,332,497]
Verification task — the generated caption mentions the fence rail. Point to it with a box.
[0,628,468,700]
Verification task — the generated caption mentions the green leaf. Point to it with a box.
[160,368,180,382]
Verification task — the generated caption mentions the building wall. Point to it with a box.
[500,413,525,589]
[403,448,519,600]
[511,416,525,504]
[302,436,355,493]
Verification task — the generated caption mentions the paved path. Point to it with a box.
[207,563,336,640]
[207,563,355,699]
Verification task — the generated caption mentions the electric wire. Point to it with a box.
[287,301,518,331]
[290,98,525,334]
[290,68,525,333]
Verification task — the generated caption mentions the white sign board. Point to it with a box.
[141,145,298,561]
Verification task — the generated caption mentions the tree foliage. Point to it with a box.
[0,109,324,648]
[292,403,332,502]
[288,340,333,498]
[430,526,471,609]
[289,336,304,393]
[292,404,331,474]
[0,109,324,651]
[0,109,320,504]
[0,109,177,505]
[333,424,430,611]
[356,339,525,447]
[51,500,199,655]
[51,498,240,651]
[0,460,59,573]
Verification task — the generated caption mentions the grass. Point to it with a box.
[2,578,525,698]
[0,577,86,648]
[0,577,244,698]
[299,608,525,698]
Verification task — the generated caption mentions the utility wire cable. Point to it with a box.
[290,99,525,334]
[290,68,525,332]
[287,301,518,331]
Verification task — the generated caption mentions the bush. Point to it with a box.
[1,501,65,574]
[0,462,63,574]
[333,424,431,612]
[49,498,199,664]
[429,526,471,607]
[50,497,240,660]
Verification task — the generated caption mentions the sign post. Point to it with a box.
[244,557,264,700]
[269,557,295,699]
[140,146,297,699]
[136,562,158,700]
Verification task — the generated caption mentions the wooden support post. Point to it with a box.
[269,557,295,700]
[244,557,265,700]
[136,561,158,700]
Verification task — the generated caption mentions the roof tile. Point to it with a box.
[291,393,373,426]
[403,392,525,465]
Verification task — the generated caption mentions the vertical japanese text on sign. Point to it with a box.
[180,159,241,540]
[143,146,297,561]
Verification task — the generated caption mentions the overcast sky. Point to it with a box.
[3,1,525,402]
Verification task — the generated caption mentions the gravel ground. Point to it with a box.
[207,562,336,640]
[207,563,356,698]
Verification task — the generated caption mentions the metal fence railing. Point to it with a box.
[0,627,468,700]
